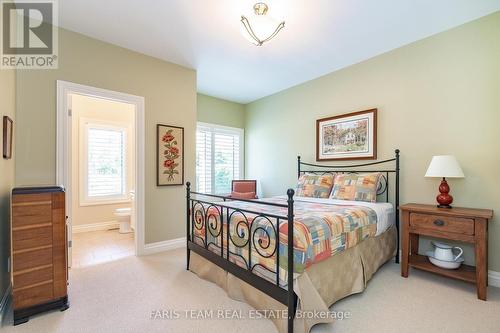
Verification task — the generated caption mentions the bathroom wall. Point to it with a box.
[70,94,135,230]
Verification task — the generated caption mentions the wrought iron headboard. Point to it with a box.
[297,149,401,262]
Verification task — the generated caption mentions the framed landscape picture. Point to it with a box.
[3,116,13,159]
[316,109,377,161]
[157,124,184,186]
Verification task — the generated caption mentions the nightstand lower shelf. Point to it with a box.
[409,254,476,284]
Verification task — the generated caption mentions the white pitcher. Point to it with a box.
[432,241,463,261]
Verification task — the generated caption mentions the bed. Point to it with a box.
[185,150,400,333]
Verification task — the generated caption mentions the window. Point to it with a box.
[81,121,127,204]
[196,123,244,194]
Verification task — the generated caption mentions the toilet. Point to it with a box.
[114,208,133,233]
[114,191,135,234]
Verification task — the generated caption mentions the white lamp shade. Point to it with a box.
[425,155,465,178]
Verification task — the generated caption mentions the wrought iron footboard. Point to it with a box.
[186,185,297,332]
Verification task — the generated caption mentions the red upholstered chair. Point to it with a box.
[230,180,258,199]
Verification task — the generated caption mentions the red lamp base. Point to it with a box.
[437,204,453,209]
[436,177,453,209]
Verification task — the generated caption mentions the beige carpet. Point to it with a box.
[2,248,499,333]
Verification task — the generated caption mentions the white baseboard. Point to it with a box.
[0,284,12,325]
[489,270,500,288]
[142,237,186,255]
[72,220,120,233]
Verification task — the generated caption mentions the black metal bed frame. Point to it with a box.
[185,149,400,333]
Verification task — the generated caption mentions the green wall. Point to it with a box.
[0,69,15,317]
[245,12,500,271]
[197,93,245,128]
[16,27,197,244]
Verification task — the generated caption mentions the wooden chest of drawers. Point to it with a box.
[11,186,69,325]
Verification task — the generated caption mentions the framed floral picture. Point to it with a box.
[157,124,184,186]
[316,109,377,161]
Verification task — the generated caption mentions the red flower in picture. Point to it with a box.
[164,159,175,168]
[162,133,174,142]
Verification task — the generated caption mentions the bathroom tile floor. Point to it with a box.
[71,229,135,268]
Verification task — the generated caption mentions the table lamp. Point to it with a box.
[425,155,465,208]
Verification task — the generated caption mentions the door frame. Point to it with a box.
[56,80,146,261]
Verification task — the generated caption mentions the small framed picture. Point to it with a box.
[157,124,184,186]
[316,109,377,161]
[3,116,13,159]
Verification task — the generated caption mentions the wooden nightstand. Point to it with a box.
[400,203,493,300]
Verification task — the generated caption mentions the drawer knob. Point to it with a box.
[433,219,445,227]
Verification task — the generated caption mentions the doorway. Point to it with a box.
[56,81,145,267]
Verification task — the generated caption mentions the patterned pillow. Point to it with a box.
[296,174,334,198]
[330,173,381,202]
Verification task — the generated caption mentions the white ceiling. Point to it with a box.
[58,0,500,104]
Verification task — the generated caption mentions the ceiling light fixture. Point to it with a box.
[240,2,285,46]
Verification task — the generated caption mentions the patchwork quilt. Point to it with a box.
[192,197,377,286]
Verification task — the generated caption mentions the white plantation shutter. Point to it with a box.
[214,132,240,194]
[196,126,212,193]
[85,125,127,200]
[196,123,243,194]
